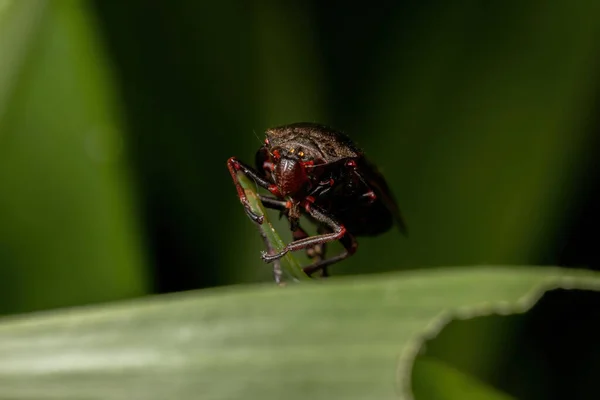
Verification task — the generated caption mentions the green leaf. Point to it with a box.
[237,172,310,283]
[0,0,46,121]
[0,0,148,314]
[0,266,599,399]
[412,356,515,400]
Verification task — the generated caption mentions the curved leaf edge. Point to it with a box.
[396,267,600,400]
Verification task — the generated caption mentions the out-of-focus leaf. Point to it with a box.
[0,266,598,399]
[0,0,148,314]
[0,0,45,121]
[412,357,515,400]
[351,1,600,272]
[252,1,325,125]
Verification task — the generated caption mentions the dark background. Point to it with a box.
[0,1,599,398]
[98,1,600,292]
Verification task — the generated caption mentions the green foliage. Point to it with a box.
[0,0,148,314]
[2,1,600,399]
[412,357,515,400]
[0,267,598,399]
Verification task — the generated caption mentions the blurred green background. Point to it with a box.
[3,0,599,310]
[1,1,600,397]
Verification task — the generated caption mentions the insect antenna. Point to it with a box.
[251,129,262,145]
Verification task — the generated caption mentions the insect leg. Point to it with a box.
[259,195,328,262]
[302,232,358,277]
[227,157,277,224]
[256,195,331,278]
[346,169,376,204]
[291,223,331,265]
[308,178,335,197]
[350,165,408,235]
[258,195,287,210]
[307,224,331,277]
[261,203,346,263]
[251,195,290,284]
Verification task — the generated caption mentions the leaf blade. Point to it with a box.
[0,266,598,400]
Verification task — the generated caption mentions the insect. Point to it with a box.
[227,122,406,278]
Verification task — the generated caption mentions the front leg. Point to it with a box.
[261,202,347,263]
[227,157,279,223]
[258,195,288,210]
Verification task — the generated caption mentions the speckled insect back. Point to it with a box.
[227,122,406,278]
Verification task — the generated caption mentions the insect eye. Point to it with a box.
[298,151,305,158]
[264,138,269,145]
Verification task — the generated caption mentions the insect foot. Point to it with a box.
[261,249,289,263]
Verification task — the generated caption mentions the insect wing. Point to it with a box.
[359,158,408,235]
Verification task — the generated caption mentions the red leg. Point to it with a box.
[303,232,358,277]
[315,225,331,277]
[258,194,350,277]
[258,195,287,210]
[291,223,328,262]
[261,203,347,263]
[258,201,328,261]
[227,157,278,224]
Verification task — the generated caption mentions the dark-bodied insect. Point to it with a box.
[227,122,406,278]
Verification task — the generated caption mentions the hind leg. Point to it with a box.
[302,231,357,277]
[291,224,328,270]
